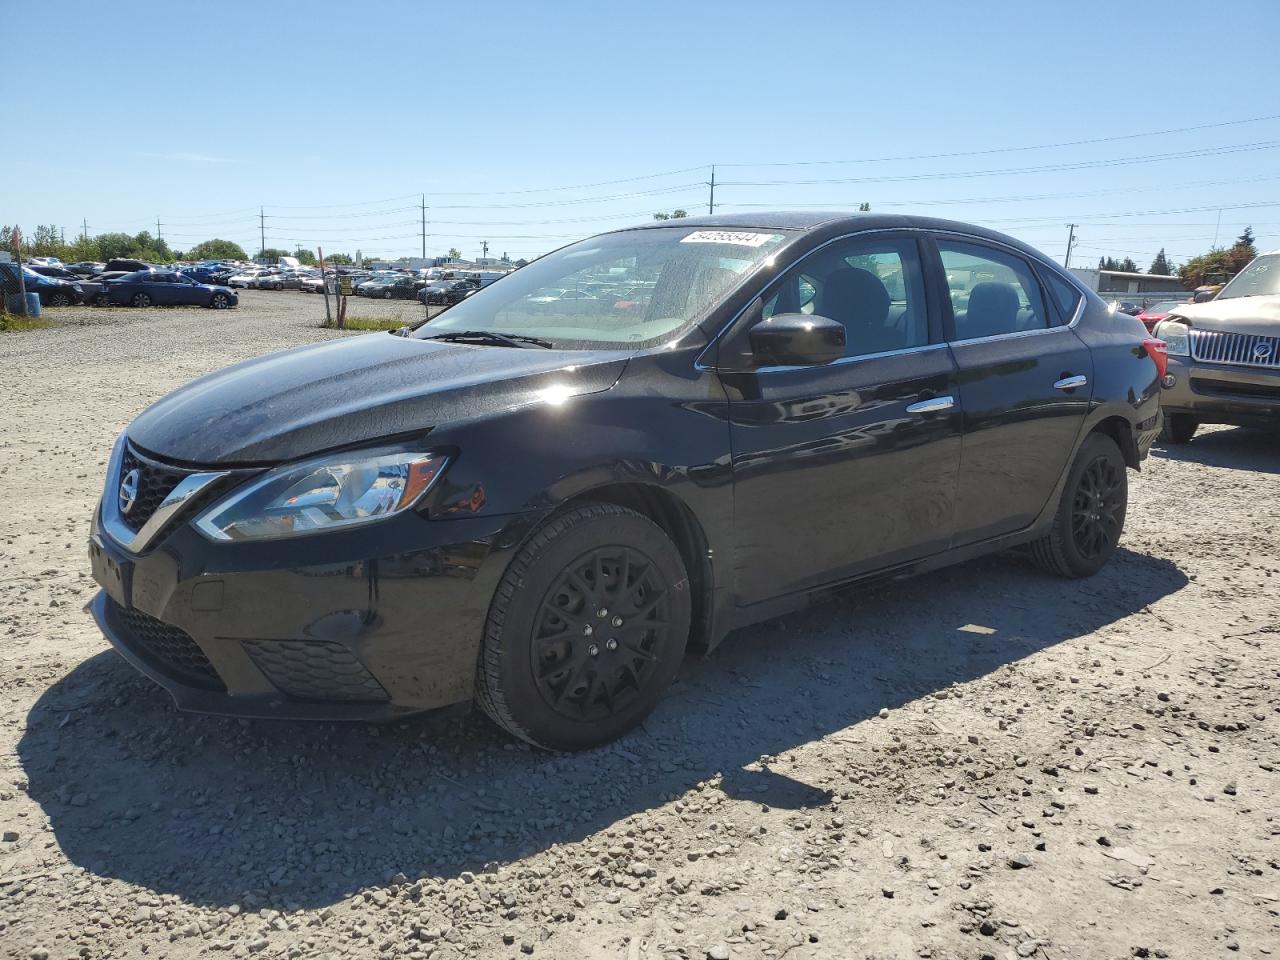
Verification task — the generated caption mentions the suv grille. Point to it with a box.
[119,446,190,532]
[108,600,225,691]
[242,639,389,702]
[1190,329,1280,370]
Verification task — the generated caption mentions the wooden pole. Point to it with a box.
[318,246,332,326]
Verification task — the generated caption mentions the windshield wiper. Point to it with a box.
[425,330,554,349]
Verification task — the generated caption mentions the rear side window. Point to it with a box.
[938,241,1047,340]
[1041,269,1083,322]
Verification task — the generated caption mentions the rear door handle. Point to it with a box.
[905,395,955,415]
[1053,375,1088,391]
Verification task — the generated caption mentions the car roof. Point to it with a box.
[617,211,1058,261]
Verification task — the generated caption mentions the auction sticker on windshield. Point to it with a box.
[680,231,780,247]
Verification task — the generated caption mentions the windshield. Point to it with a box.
[1217,254,1280,300]
[414,226,795,348]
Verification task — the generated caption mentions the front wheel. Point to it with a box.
[1161,414,1198,444]
[383,289,393,299]
[131,293,151,308]
[476,503,691,751]
[210,293,230,309]
[48,292,72,307]
[1028,433,1127,578]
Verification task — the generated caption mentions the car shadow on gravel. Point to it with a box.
[19,547,1186,910]
[1152,425,1280,474]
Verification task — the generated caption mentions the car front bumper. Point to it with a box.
[1161,356,1280,427]
[88,501,537,721]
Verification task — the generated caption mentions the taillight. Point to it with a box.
[1143,338,1168,379]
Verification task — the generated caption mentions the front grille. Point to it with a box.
[1190,329,1280,370]
[241,639,389,703]
[119,446,190,532]
[108,600,225,691]
[1191,378,1280,401]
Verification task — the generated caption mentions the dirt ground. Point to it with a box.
[1,293,1277,960]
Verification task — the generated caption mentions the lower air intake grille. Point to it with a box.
[109,601,225,691]
[241,639,389,702]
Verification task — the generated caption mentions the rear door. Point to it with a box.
[930,236,1092,544]
[720,232,963,603]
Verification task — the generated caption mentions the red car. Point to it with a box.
[1136,299,1190,332]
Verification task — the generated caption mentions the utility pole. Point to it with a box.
[421,194,427,260]
[60,226,65,245]
[481,240,489,261]
[259,206,266,259]
[707,165,716,215]
[156,217,162,244]
[81,218,89,242]
[1212,208,1222,248]
[1064,223,1077,269]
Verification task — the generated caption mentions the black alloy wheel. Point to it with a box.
[132,293,151,308]
[48,292,72,307]
[1028,432,1127,578]
[476,502,690,750]
[1070,454,1125,561]
[531,545,672,722]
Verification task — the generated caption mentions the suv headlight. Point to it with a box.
[194,445,448,542]
[1155,320,1190,356]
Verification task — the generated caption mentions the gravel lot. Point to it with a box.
[1,293,1277,960]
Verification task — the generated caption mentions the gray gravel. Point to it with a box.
[1,293,1278,959]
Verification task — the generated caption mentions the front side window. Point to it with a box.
[416,227,794,349]
[761,236,928,358]
[939,241,1047,340]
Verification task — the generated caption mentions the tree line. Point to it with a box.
[2,224,361,267]
[1093,228,1259,289]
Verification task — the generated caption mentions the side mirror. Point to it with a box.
[748,313,845,366]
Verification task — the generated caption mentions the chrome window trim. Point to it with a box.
[99,433,230,555]
[696,226,1083,373]
[751,341,949,374]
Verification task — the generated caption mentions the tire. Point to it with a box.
[476,502,691,751]
[210,293,230,310]
[1161,413,1198,444]
[384,289,393,299]
[48,292,72,307]
[131,293,151,308]
[1028,433,1128,579]
[273,282,283,291]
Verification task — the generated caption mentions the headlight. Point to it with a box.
[1155,320,1190,356]
[194,445,448,542]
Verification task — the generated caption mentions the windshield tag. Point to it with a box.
[680,230,778,247]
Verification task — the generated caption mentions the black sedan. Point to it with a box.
[418,278,478,305]
[87,213,1162,751]
[103,270,238,309]
[362,275,421,300]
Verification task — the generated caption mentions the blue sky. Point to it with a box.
[6,0,1280,266]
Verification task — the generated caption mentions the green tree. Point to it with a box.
[185,239,248,261]
[255,248,290,263]
[652,209,689,221]
[1119,257,1139,273]
[447,247,461,260]
[1149,248,1174,275]
[324,252,353,265]
[1236,226,1256,250]
[293,248,318,266]
[858,202,871,212]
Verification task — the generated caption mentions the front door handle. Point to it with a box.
[1053,375,1089,391]
[905,395,955,415]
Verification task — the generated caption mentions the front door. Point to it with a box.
[931,237,1093,544]
[720,233,963,604]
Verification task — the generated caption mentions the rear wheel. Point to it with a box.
[476,503,691,751]
[1028,433,1127,578]
[1161,413,1198,444]
[131,293,151,308]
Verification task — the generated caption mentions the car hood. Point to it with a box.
[1168,295,1280,336]
[126,333,630,466]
